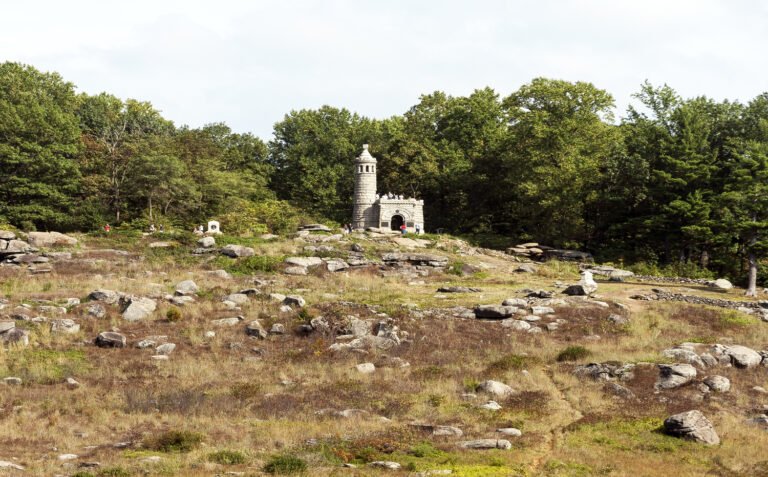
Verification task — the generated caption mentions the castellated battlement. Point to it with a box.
[351,145,425,232]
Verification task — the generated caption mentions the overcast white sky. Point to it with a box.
[2,0,767,138]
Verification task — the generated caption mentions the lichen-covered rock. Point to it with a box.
[220,244,254,258]
[663,410,720,445]
[95,331,127,348]
[27,231,78,248]
[656,363,697,390]
[121,296,157,321]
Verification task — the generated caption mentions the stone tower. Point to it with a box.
[352,144,377,230]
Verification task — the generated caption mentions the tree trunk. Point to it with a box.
[746,252,758,297]
[148,196,153,221]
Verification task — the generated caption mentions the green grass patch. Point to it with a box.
[485,353,540,375]
[144,430,204,453]
[0,349,89,384]
[263,454,307,474]
[214,255,285,275]
[208,449,247,465]
[718,309,754,328]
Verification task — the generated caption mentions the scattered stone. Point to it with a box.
[479,401,502,411]
[663,410,720,445]
[224,293,249,305]
[325,259,349,272]
[0,328,29,347]
[88,289,120,304]
[283,295,306,308]
[197,236,216,248]
[514,263,537,273]
[459,439,512,450]
[0,460,25,470]
[3,377,22,385]
[500,319,531,331]
[437,286,482,293]
[708,278,733,291]
[501,298,527,307]
[703,375,730,393]
[175,280,198,296]
[245,320,268,339]
[356,362,376,374]
[220,244,255,258]
[604,382,636,399]
[95,332,127,348]
[368,461,401,470]
[474,305,519,319]
[121,296,157,321]
[496,428,522,437]
[51,318,80,334]
[269,323,285,335]
[656,363,697,390]
[723,345,762,368]
[285,256,323,268]
[155,343,176,355]
[284,266,308,275]
[86,303,107,318]
[65,377,80,389]
[0,320,15,333]
[211,317,243,326]
[27,231,78,248]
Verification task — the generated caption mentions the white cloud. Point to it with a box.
[1,0,766,137]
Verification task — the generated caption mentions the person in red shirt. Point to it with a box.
[104,224,111,233]
[400,223,407,235]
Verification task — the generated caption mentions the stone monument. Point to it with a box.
[352,145,424,232]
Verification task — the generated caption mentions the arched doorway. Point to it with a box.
[390,214,404,231]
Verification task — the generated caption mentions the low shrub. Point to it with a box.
[208,449,247,465]
[556,345,592,362]
[166,307,182,322]
[263,454,307,474]
[144,430,204,452]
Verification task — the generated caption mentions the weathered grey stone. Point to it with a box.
[0,230,16,240]
[708,278,733,290]
[477,380,515,397]
[283,295,306,308]
[356,362,376,374]
[496,428,522,437]
[269,323,285,335]
[662,348,706,368]
[285,256,323,267]
[514,263,537,273]
[155,343,176,355]
[220,244,254,258]
[27,231,78,248]
[500,319,531,331]
[604,382,636,399]
[284,265,308,275]
[663,410,720,445]
[325,259,349,272]
[0,328,29,347]
[121,297,157,321]
[656,363,697,390]
[724,345,762,368]
[703,375,730,393]
[86,303,107,318]
[95,331,126,348]
[245,320,268,339]
[479,400,502,411]
[530,306,555,315]
[88,289,121,304]
[474,305,519,319]
[3,377,22,385]
[0,460,25,470]
[206,269,232,280]
[459,439,512,450]
[197,236,216,248]
[0,320,15,333]
[211,316,243,326]
[368,461,401,470]
[175,280,199,296]
[224,293,249,305]
[50,318,80,334]
[1,239,34,255]
[437,286,482,293]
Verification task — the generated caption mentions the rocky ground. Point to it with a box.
[1,229,767,476]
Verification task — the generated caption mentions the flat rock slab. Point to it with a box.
[663,410,720,445]
[474,305,520,319]
[459,439,512,450]
[95,331,127,348]
[437,286,482,293]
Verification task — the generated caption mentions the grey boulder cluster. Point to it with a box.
[0,230,78,271]
[506,242,593,262]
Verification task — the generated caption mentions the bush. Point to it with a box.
[145,430,204,452]
[263,454,307,474]
[166,307,182,322]
[97,467,132,477]
[556,345,592,362]
[208,449,247,465]
[218,199,302,236]
[224,255,285,275]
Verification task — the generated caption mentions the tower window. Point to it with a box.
[359,166,363,173]
[365,165,369,172]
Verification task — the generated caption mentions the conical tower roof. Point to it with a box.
[355,144,377,163]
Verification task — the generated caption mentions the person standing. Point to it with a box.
[400,223,407,235]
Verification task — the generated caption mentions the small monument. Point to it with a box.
[351,145,425,232]
[207,220,222,235]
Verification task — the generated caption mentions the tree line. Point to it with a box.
[2,62,768,290]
